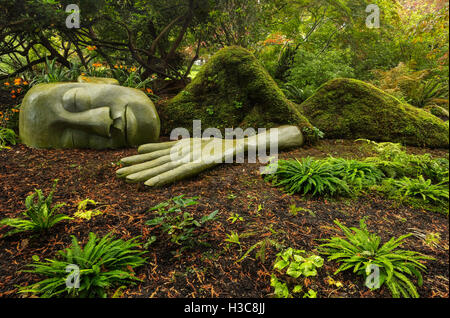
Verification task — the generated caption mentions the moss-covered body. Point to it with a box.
[301,78,449,148]
[160,46,312,135]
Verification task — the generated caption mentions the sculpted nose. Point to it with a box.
[55,104,114,138]
[111,106,126,133]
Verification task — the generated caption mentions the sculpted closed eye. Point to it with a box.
[63,88,91,112]
[20,82,160,149]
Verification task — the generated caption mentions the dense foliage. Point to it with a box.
[319,218,433,298]
[20,232,146,298]
[0,180,72,236]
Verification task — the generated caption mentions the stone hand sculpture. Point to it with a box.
[116,125,304,187]
[20,82,160,149]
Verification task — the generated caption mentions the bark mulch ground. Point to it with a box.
[0,139,448,298]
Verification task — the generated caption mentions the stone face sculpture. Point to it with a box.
[18,46,449,187]
[19,82,160,149]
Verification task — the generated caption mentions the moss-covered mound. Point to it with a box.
[300,78,449,148]
[160,46,312,135]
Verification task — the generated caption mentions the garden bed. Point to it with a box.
[0,139,448,298]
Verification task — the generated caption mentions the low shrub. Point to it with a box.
[270,248,323,298]
[0,180,71,237]
[145,195,219,252]
[319,218,433,298]
[19,232,146,298]
[264,158,351,197]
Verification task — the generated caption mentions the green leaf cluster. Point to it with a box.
[0,180,71,236]
[0,128,18,150]
[264,156,384,196]
[145,195,219,251]
[270,248,323,298]
[319,218,433,298]
[19,232,146,298]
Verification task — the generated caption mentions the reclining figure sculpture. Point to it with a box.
[20,77,304,187]
[19,47,448,187]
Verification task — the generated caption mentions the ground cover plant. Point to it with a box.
[0,180,71,236]
[19,232,146,298]
[265,140,449,215]
[263,157,352,197]
[319,218,433,298]
[145,195,219,253]
[270,248,324,298]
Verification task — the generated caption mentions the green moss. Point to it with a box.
[424,104,449,121]
[300,78,449,148]
[161,46,312,136]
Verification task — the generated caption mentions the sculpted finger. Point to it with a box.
[116,154,173,178]
[138,141,179,154]
[125,160,187,183]
[144,161,218,187]
[120,148,172,166]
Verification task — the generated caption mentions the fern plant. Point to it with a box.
[264,157,350,196]
[326,157,384,190]
[19,232,146,298]
[384,176,449,204]
[360,139,449,182]
[407,78,449,108]
[319,218,433,298]
[282,83,305,104]
[0,180,71,236]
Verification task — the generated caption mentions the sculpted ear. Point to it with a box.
[77,76,119,85]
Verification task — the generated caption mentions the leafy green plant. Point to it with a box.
[383,176,449,204]
[360,139,449,183]
[264,157,351,196]
[281,83,305,104]
[145,195,219,251]
[286,47,355,101]
[288,204,315,217]
[233,101,243,109]
[0,128,18,150]
[237,238,283,263]
[224,231,241,247]
[74,199,103,220]
[325,157,384,190]
[227,213,244,224]
[319,218,433,298]
[206,106,215,115]
[19,232,146,298]
[30,57,71,85]
[270,248,323,298]
[112,68,155,96]
[274,248,324,278]
[302,126,325,144]
[0,180,71,236]
[407,78,449,108]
